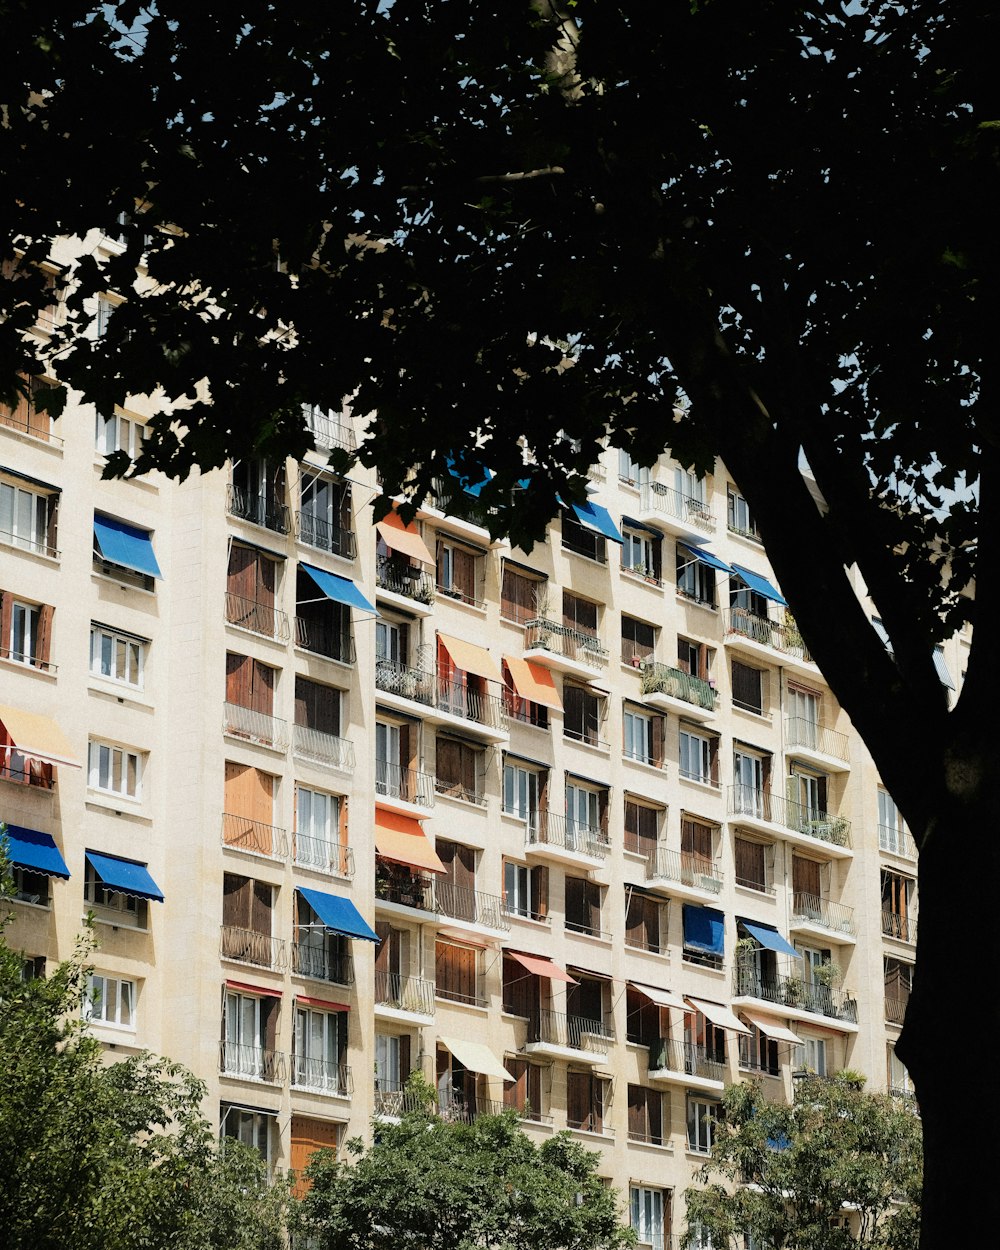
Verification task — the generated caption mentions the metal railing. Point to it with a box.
[292,723,356,771]
[641,662,717,712]
[879,824,918,858]
[224,592,291,641]
[885,992,909,1025]
[291,1056,353,1096]
[226,484,290,534]
[376,760,435,808]
[434,881,510,931]
[374,660,508,731]
[620,563,662,588]
[374,1082,431,1118]
[530,1009,614,1052]
[304,407,356,453]
[0,646,57,674]
[434,776,486,806]
[291,941,355,985]
[639,480,715,532]
[792,893,856,936]
[375,866,435,911]
[733,967,856,1022]
[723,608,813,662]
[524,619,609,668]
[223,703,289,751]
[221,812,289,860]
[374,971,435,1016]
[219,1042,286,1083]
[295,510,357,560]
[785,717,850,762]
[647,847,723,893]
[881,908,917,943]
[438,1095,507,1124]
[728,785,852,847]
[294,617,356,664]
[524,809,610,861]
[293,835,355,879]
[376,556,435,604]
[220,926,287,970]
[649,1039,725,1083]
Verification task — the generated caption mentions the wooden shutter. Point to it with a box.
[563,684,584,737]
[399,1034,411,1080]
[628,1084,647,1139]
[532,865,548,918]
[223,874,251,927]
[251,881,272,935]
[625,890,645,947]
[436,738,461,792]
[227,544,255,599]
[34,603,53,665]
[502,567,539,622]
[651,716,664,767]
[817,775,829,813]
[257,552,275,610]
[598,789,610,836]
[250,660,274,715]
[374,922,392,973]
[735,837,765,890]
[566,1070,589,1129]
[226,653,250,706]
[565,876,585,929]
[460,742,478,797]
[682,819,713,861]
[504,1057,526,1109]
[0,592,11,660]
[262,996,278,1050]
[793,855,822,898]
[709,736,720,785]
[290,1116,339,1198]
[454,844,475,890]
[454,548,476,600]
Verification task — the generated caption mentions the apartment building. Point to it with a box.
[1,343,947,1239]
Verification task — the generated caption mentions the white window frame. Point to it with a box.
[504,860,532,917]
[88,739,143,800]
[677,554,715,604]
[687,1097,717,1153]
[295,786,339,870]
[679,729,712,784]
[618,448,644,486]
[8,599,40,665]
[622,528,656,578]
[375,1032,401,1091]
[90,623,146,689]
[630,1186,665,1250]
[878,788,906,852]
[375,619,403,664]
[293,1004,342,1091]
[503,762,540,826]
[222,1107,273,1165]
[84,973,136,1030]
[727,485,758,538]
[796,1035,827,1076]
[95,410,144,458]
[565,782,600,837]
[0,479,52,555]
[624,708,655,765]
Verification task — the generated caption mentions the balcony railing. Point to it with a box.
[649,1038,725,1083]
[438,1094,507,1124]
[374,660,508,732]
[219,1042,286,1083]
[530,1008,614,1052]
[374,1082,431,1118]
[374,971,435,1016]
[291,941,355,985]
[647,847,723,894]
[734,967,856,1022]
[376,865,435,911]
[641,662,717,712]
[792,893,856,936]
[728,785,852,848]
[879,823,918,858]
[293,834,355,879]
[433,881,510,931]
[224,593,291,641]
[639,481,714,532]
[292,723,356,771]
[220,925,287,971]
[291,1056,353,1096]
[225,484,291,534]
[434,776,486,807]
[296,511,357,560]
[525,810,610,861]
[221,812,289,860]
[881,909,917,943]
[524,619,609,669]
[885,992,909,1025]
[304,406,357,453]
[376,760,435,808]
[223,703,289,751]
[376,556,435,605]
[723,608,813,662]
[294,617,356,664]
[785,717,850,762]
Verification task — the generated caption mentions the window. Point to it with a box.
[503,861,548,921]
[563,684,605,747]
[375,616,408,665]
[435,735,483,803]
[436,538,482,606]
[500,563,546,624]
[678,637,713,681]
[625,889,666,953]
[230,457,289,534]
[787,685,819,747]
[687,1097,719,1153]
[84,974,135,1029]
[95,410,144,459]
[90,622,145,688]
[732,661,767,715]
[504,1057,544,1121]
[295,892,350,984]
[631,1186,668,1250]
[618,448,643,486]
[679,727,718,785]
[878,788,907,853]
[739,1023,779,1076]
[730,575,769,619]
[795,1035,827,1077]
[88,740,142,799]
[565,875,604,937]
[681,818,716,873]
[734,837,772,893]
[295,786,342,872]
[627,1086,664,1145]
[0,476,57,557]
[562,510,606,562]
[223,988,279,1080]
[84,860,148,927]
[566,1070,608,1133]
[222,1105,275,1165]
[11,865,49,907]
[621,527,661,583]
[565,780,605,847]
[435,940,482,1006]
[733,748,770,814]
[621,616,656,667]
[222,874,276,968]
[787,768,829,825]
[887,1047,914,1099]
[299,473,352,555]
[884,957,913,1024]
[624,706,663,767]
[674,464,707,506]
[0,374,53,441]
[226,543,283,638]
[225,652,276,716]
[375,1032,410,1101]
[727,486,759,539]
[881,870,915,941]
[294,676,345,761]
[676,548,716,606]
[95,294,116,337]
[503,759,545,828]
[502,662,549,729]
[295,566,353,663]
[293,1003,348,1093]
[563,591,599,638]
[687,1009,726,1067]
[0,594,53,670]
[624,799,662,859]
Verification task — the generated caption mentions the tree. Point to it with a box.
[683,1076,922,1250]
[2,3,997,1240]
[298,1079,634,1250]
[0,848,289,1250]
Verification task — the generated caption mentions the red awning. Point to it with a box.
[508,951,578,984]
[225,980,282,998]
[503,655,563,710]
[296,995,350,1012]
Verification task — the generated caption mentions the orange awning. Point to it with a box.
[508,951,577,984]
[375,509,434,565]
[503,655,563,711]
[0,704,80,769]
[374,806,446,874]
[438,633,502,682]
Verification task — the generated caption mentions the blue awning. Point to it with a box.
[933,648,955,690]
[446,454,494,499]
[680,542,734,574]
[621,515,660,537]
[740,920,801,959]
[871,617,892,653]
[731,563,787,607]
[298,886,378,942]
[85,851,164,902]
[3,825,70,878]
[300,564,378,616]
[93,516,162,578]
[570,500,624,545]
[683,905,725,956]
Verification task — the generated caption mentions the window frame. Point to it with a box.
[88,738,143,800]
[90,622,146,689]
[0,476,58,558]
[84,972,136,1030]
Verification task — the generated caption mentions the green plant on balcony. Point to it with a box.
[811,961,841,988]
[783,975,804,1007]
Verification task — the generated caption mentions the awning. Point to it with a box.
[630,983,688,1012]
[731,564,788,607]
[299,886,378,942]
[375,510,434,565]
[296,994,350,1011]
[0,705,80,769]
[933,648,955,690]
[508,951,578,984]
[439,1035,514,1082]
[503,655,563,710]
[226,980,282,999]
[438,632,502,682]
[2,825,70,878]
[93,515,162,578]
[679,542,734,574]
[374,807,446,874]
[570,500,624,545]
[446,454,494,499]
[740,920,801,959]
[686,997,751,1035]
[682,904,725,956]
[85,851,164,902]
[871,617,892,652]
[621,515,660,537]
[300,563,378,615]
[740,1011,803,1045]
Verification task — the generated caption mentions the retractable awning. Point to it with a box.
[438,632,502,682]
[93,516,162,578]
[85,851,164,902]
[679,542,734,574]
[740,1010,803,1045]
[570,500,624,545]
[439,1035,514,1082]
[300,563,378,615]
[296,994,350,1011]
[2,825,70,878]
[226,980,282,998]
[731,564,788,607]
[686,997,751,1035]
[740,919,801,959]
[503,656,563,710]
[682,904,725,956]
[933,648,955,690]
[0,704,80,769]
[446,455,493,498]
[508,951,577,984]
[630,983,688,1012]
[374,807,446,874]
[298,886,378,942]
[375,510,434,565]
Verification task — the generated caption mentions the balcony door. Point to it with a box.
[375,721,402,797]
[788,686,819,749]
[224,991,264,1077]
[733,751,765,816]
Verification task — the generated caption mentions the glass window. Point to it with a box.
[90,624,145,688]
[503,762,541,826]
[88,740,142,799]
[295,787,338,869]
[679,729,713,783]
[624,709,655,765]
[84,974,135,1029]
[727,486,758,539]
[687,1097,718,1153]
[0,480,54,555]
[95,411,144,458]
[631,1186,665,1250]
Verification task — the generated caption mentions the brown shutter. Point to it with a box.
[709,737,720,785]
[252,881,272,935]
[792,855,822,898]
[436,739,461,792]
[818,775,829,813]
[223,874,251,927]
[35,603,53,665]
[294,675,311,727]
[461,743,478,797]
[227,544,255,599]
[399,1035,411,1079]
[454,549,476,601]
[599,789,609,836]
[625,890,644,947]
[374,921,392,973]
[0,592,11,660]
[262,997,278,1050]
[226,653,249,706]
[532,865,548,918]
[628,1085,646,1139]
[251,661,274,715]
[45,494,58,554]
[565,876,584,928]
[28,378,51,440]
[566,1071,588,1129]
[455,844,476,890]
[652,716,664,767]
[257,552,275,610]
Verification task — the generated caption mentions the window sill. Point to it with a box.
[0,421,64,453]
[568,1126,616,1142]
[564,925,613,947]
[88,679,153,710]
[678,774,722,795]
[732,703,773,724]
[504,911,551,929]
[561,548,610,570]
[434,589,487,615]
[734,881,777,900]
[675,593,717,613]
[0,653,58,681]
[10,896,51,912]
[93,457,159,492]
[85,796,152,825]
[92,570,156,597]
[622,754,668,777]
[435,789,489,814]
[434,995,489,1014]
[561,734,612,757]
[83,913,149,935]
[627,1136,673,1152]
[623,941,669,959]
[0,535,60,566]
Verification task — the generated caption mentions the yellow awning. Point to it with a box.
[439,1035,514,1082]
[0,704,80,768]
[686,996,751,1035]
[375,510,434,566]
[374,807,445,874]
[438,633,502,683]
[740,1011,803,1045]
[503,655,563,711]
[630,983,688,1012]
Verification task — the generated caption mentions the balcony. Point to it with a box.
[640,663,716,720]
[374,970,436,1019]
[728,785,853,856]
[785,717,851,772]
[723,608,815,671]
[645,847,723,899]
[219,1042,286,1084]
[376,556,436,613]
[879,824,918,859]
[376,761,436,811]
[226,484,290,535]
[292,723,356,772]
[221,812,290,861]
[304,406,357,454]
[374,660,509,742]
[434,775,486,807]
[523,810,610,867]
[523,619,609,679]
[291,1056,353,1097]
[224,593,291,641]
[881,909,917,944]
[293,834,355,879]
[294,617,356,665]
[223,703,289,751]
[526,1008,614,1062]
[790,893,856,939]
[375,864,435,913]
[291,942,355,985]
[437,1094,508,1124]
[648,1038,725,1090]
[885,991,909,1026]
[374,1081,430,1119]
[220,925,287,971]
[733,967,858,1026]
[374,863,510,933]
[637,480,716,541]
[295,511,357,561]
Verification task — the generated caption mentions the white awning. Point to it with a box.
[439,1035,514,1082]
[686,997,751,1035]
[740,1010,803,1045]
[630,983,688,1012]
